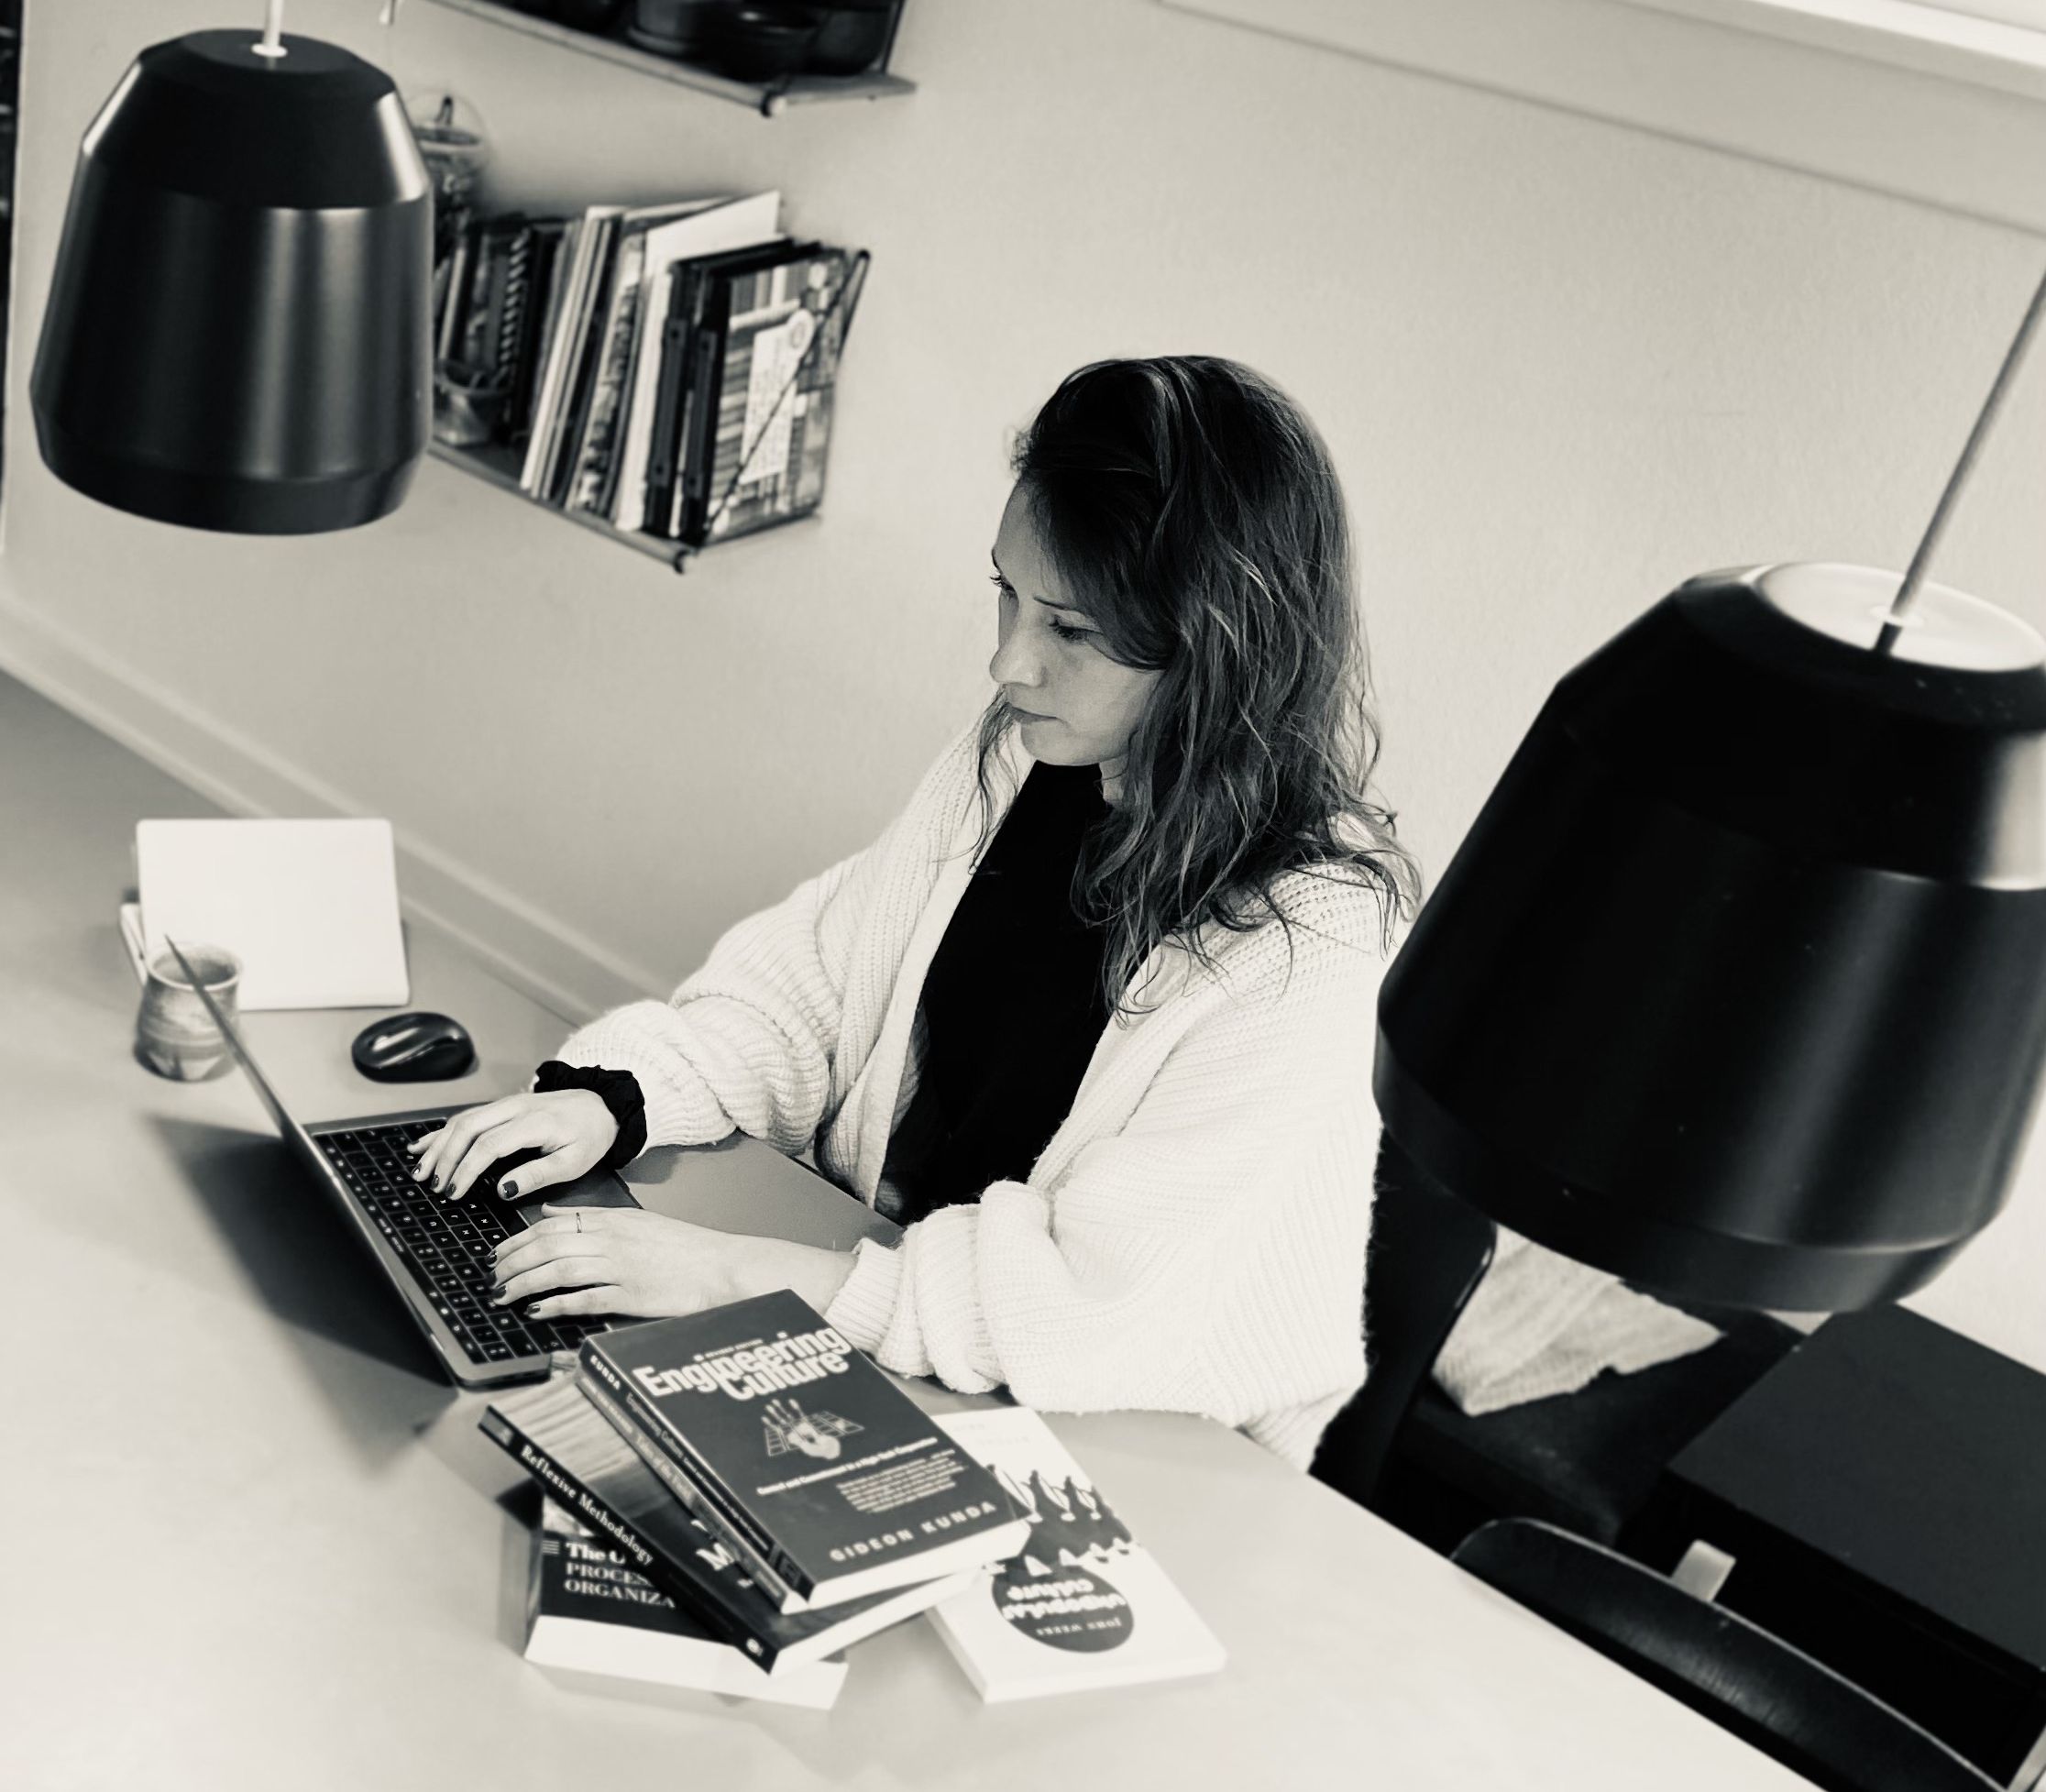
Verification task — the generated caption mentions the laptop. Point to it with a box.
[176,949,899,1390]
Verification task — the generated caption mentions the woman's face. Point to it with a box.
[987,484,1161,788]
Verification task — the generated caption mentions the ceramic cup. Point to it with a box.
[136,944,242,1081]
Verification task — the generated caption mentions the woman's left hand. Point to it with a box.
[490,1205,856,1323]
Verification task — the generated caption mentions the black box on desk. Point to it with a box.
[1633,1305,2046,1786]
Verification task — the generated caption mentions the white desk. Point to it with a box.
[0,671,1809,1790]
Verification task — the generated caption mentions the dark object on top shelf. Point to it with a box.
[557,0,630,29]
[806,3,896,75]
[697,5,824,82]
[422,0,912,111]
[1453,1519,2000,1792]
[627,0,724,52]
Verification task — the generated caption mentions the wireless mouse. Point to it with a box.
[351,1011,478,1083]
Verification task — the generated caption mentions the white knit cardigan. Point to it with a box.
[554,719,1401,1470]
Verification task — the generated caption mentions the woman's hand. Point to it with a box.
[489,1205,857,1323]
[407,1090,618,1202]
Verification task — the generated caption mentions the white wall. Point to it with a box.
[5,0,2044,1366]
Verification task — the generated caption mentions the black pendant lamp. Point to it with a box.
[31,3,432,533]
[1375,265,2046,1314]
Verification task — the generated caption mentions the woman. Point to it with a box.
[410,356,1422,1469]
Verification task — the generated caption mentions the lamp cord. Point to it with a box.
[255,0,286,58]
[1876,258,2046,655]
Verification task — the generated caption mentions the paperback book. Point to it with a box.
[578,1292,1031,1611]
[924,1407,1227,1701]
[525,1499,847,1709]
[482,1376,979,1674]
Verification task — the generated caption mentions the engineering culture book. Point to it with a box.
[482,1376,979,1674]
[578,1292,1032,1612]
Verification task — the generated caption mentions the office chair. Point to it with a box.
[1308,1133,1496,1510]
[1451,1517,2001,1792]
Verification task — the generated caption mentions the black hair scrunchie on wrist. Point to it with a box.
[533,1060,648,1176]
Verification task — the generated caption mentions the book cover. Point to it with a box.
[680,247,856,547]
[578,1292,1031,1611]
[525,1500,848,1709]
[573,1369,809,1614]
[483,1376,977,1673]
[923,1407,1227,1702]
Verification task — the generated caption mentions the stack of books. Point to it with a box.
[434,192,865,551]
[485,1289,1227,1708]
[484,1289,1030,1708]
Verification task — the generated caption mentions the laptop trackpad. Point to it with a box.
[512,1163,638,1223]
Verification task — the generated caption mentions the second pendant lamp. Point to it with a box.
[30,5,432,534]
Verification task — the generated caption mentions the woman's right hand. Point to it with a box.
[406,1090,619,1202]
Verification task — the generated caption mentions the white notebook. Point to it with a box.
[925,1408,1226,1702]
[133,818,410,1011]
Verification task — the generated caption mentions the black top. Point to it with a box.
[878,760,1114,1227]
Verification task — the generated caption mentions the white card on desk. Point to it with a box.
[134,818,410,1010]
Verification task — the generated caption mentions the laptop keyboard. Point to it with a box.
[318,1119,604,1367]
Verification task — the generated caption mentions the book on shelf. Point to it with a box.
[556,197,725,510]
[523,203,622,500]
[923,1407,1228,1702]
[507,219,566,445]
[643,239,813,541]
[524,1497,849,1709]
[577,1292,1032,1612]
[481,1374,980,1675]
[677,245,856,548]
[587,191,785,526]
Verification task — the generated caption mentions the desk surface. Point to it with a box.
[0,670,1810,1791]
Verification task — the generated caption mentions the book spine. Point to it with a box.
[570,230,646,515]
[640,266,699,539]
[478,1406,783,1669]
[675,287,730,545]
[576,1359,812,1606]
[505,227,547,442]
[494,225,534,390]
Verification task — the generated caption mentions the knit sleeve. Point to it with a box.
[553,721,985,1157]
[824,912,1386,1432]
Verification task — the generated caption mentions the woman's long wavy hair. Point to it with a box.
[975,355,1424,1016]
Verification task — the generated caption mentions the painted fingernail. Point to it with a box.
[500,1180,517,1198]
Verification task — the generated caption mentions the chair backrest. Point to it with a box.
[1451,1518,2000,1792]
[1309,1131,1495,1508]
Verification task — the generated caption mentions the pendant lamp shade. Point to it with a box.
[30,30,433,534]
[1374,564,2046,1312]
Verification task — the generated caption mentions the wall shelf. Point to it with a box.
[416,0,915,115]
[426,439,820,572]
